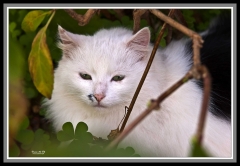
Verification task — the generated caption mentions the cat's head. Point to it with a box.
[55,26,151,111]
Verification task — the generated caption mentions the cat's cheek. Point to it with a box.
[71,80,93,102]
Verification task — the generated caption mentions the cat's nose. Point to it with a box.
[94,94,106,102]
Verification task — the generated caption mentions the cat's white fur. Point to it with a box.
[43,26,231,157]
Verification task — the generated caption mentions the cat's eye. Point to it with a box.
[111,75,125,82]
[80,73,92,80]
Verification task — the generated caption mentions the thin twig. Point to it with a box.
[100,9,118,21]
[64,9,99,26]
[119,9,175,133]
[150,10,204,69]
[113,9,125,19]
[133,9,147,34]
[165,24,172,45]
[105,71,194,151]
[195,65,212,145]
[149,9,197,39]
[192,34,203,67]
[174,9,188,27]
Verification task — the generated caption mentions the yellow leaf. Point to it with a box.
[28,10,55,99]
[21,10,52,32]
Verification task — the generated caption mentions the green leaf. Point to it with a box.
[9,142,20,157]
[21,10,52,32]
[90,145,104,157]
[57,122,74,142]
[75,122,88,133]
[125,146,135,156]
[132,154,141,157]
[34,129,45,139]
[62,122,75,137]
[114,148,126,157]
[121,15,133,28]
[189,136,211,157]
[11,30,22,39]
[68,140,90,157]
[39,107,47,116]
[24,87,38,99]
[21,143,32,150]
[15,129,34,145]
[160,39,166,48]
[9,22,16,32]
[9,36,25,81]
[19,116,30,130]
[75,132,93,143]
[28,10,55,99]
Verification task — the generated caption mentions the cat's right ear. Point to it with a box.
[127,27,150,49]
[126,27,150,62]
[57,25,86,58]
[58,25,79,45]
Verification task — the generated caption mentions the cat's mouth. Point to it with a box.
[93,103,107,108]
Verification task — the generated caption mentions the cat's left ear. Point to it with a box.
[127,27,150,50]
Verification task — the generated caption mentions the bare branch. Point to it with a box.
[119,9,176,133]
[64,9,99,26]
[113,9,125,18]
[195,65,212,145]
[165,24,172,45]
[100,9,118,21]
[149,9,197,39]
[174,9,188,27]
[133,9,147,34]
[150,10,204,67]
[192,34,204,67]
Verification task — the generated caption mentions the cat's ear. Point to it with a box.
[127,27,150,50]
[126,27,150,62]
[57,25,86,59]
[58,25,80,45]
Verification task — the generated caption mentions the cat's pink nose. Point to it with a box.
[94,94,105,102]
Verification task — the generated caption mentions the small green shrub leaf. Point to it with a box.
[15,129,34,145]
[9,142,20,157]
[75,122,88,133]
[57,122,74,142]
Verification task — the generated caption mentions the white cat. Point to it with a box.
[43,15,232,157]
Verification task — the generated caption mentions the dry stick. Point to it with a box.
[119,9,175,133]
[64,9,99,26]
[150,9,210,146]
[133,9,147,34]
[195,65,212,145]
[105,72,194,151]
[149,9,204,66]
[173,9,188,40]
[166,24,172,45]
[149,9,204,41]
[192,34,203,67]
[113,9,125,19]
[174,9,188,27]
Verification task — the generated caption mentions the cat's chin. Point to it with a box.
[93,103,107,109]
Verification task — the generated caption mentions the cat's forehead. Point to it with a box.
[93,27,132,41]
[68,27,145,75]
[92,27,132,43]
[80,28,133,61]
